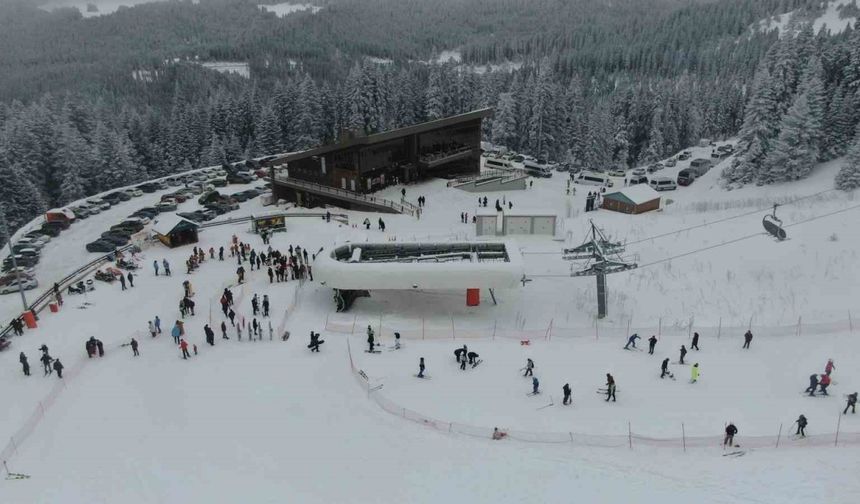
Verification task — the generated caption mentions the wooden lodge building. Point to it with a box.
[269,109,492,213]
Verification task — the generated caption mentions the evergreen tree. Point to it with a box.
[643,109,665,163]
[491,92,517,149]
[0,161,46,232]
[726,65,780,185]
[763,91,819,183]
[425,66,447,121]
[835,126,860,190]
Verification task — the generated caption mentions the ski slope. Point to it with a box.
[2,148,860,502]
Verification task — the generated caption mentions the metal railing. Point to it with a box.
[273,174,418,216]
[447,168,528,187]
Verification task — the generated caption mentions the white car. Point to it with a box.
[78,202,100,215]
[124,188,143,197]
[649,176,677,191]
[608,168,627,177]
[632,168,647,176]
[0,276,38,295]
[88,198,111,210]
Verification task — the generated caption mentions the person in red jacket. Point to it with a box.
[818,373,831,395]
[180,339,190,360]
[825,359,835,376]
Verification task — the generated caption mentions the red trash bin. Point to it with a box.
[49,303,59,313]
[22,311,37,329]
[466,288,480,307]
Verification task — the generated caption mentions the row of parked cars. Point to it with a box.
[0,222,61,294]
[178,186,268,223]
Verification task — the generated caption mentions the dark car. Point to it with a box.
[204,203,228,215]
[99,234,129,246]
[106,191,131,203]
[226,173,254,184]
[3,255,39,269]
[86,240,117,253]
[114,221,144,233]
[677,169,696,186]
[138,183,158,193]
[37,224,61,237]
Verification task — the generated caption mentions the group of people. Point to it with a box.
[584,190,603,212]
[18,344,63,378]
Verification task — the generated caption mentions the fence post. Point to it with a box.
[492,320,497,340]
[626,317,631,338]
[718,317,722,339]
[658,317,662,337]
[835,414,841,447]
[10,436,17,456]
[628,421,633,449]
[351,314,356,335]
[378,312,383,341]
[451,316,455,340]
[681,423,686,453]
[849,311,853,333]
[775,423,782,448]
[422,317,425,340]
[688,316,694,339]
[748,314,753,331]
[546,319,553,341]
[796,316,802,337]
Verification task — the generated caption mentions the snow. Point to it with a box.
[150,214,196,236]
[2,141,860,502]
[606,184,661,205]
[258,2,322,17]
[755,0,857,37]
[435,50,462,64]
[38,0,173,18]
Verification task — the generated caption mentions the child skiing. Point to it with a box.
[531,376,540,395]
[845,393,857,414]
[825,359,835,376]
[417,357,426,378]
[660,358,671,379]
[690,363,700,383]
[795,415,807,437]
[724,423,738,447]
[805,374,819,396]
[818,373,831,395]
[367,325,375,352]
[679,345,687,365]
[691,332,700,351]
[523,358,534,377]
[743,330,753,349]
[605,373,616,402]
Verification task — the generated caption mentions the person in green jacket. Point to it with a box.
[691,363,700,383]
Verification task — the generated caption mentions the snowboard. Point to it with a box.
[622,347,643,351]
[307,340,325,349]
[526,391,541,396]
[471,359,483,369]
[722,449,745,457]
[413,374,431,379]
[365,350,382,354]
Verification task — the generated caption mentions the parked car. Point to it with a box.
[23,231,51,244]
[3,255,38,270]
[99,234,129,246]
[208,178,228,188]
[608,168,627,177]
[42,220,69,232]
[166,177,182,187]
[678,151,692,161]
[574,171,614,187]
[0,276,38,295]
[649,176,677,191]
[156,201,178,212]
[664,158,677,167]
[88,198,111,210]
[14,237,46,250]
[677,169,696,186]
[86,239,117,253]
[103,193,125,205]
[78,202,100,215]
[0,268,35,284]
[647,163,664,173]
[632,168,647,176]
[38,223,62,237]
[138,183,158,193]
[227,172,254,184]
[628,174,648,186]
[124,188,144,198]
[689,158,713,176]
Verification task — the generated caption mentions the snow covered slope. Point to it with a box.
[756,0,858,36]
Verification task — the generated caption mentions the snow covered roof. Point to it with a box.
[313,240,524,291]
[604,185,661,205]
[46,208,76,219]
[152,214,198,236]
[476,208,557,218]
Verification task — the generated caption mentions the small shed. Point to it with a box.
[601,185,661,214]
[153,215,199,248]
[251,211,286,234]
[476,209,558,236]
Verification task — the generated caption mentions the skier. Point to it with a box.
[742,330,753,349]
[130,338,139,357]
[251,294,259,316]
[795,414,807,437]
[605,373,616,402]
[418,357,425,378]
[467,351,479,365]
[153,260,159,276]
[52,358,64,378]
[86,338,96,358]
[221,321,228,339]
[524,358,534,377]
[268,267,274,283]
[679,345,687,365]
[724,423,738,447]
[163,259,171,276]
[818,373,831,395]
[805,374,819,396]
[40,350,53,375]
[845,392,857,415]
[563,383,572,405]
[148,320,157,338]
[624,333,640,350]
[690,363,700,383]
[262,295,270,317]
[825,359,835,376]
[648,335,657,354]
[393,332,401,350]
[127,272,134,287]
[19,352,30,376]
[308,332,322,352]
[691,332,700,351]
[237,266,245,284]
[660,358,670,379]
[219,246,224,261]
[492,427,507,440]
[180,339,190,359]
[237,322,243,341]
[367,325,375,352]
[532,376,540,395]
[228,308,236,326]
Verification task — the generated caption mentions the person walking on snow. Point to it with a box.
[818,373,831,395]
[171,322,182,345]
[825,359,835,376]
[661,358,671,379]
[743,330,753,349]
[460,355,467,370]
[180,339,190,359]
[795,415,807,437]
[418,357,425,378]
[221,321,228,339]
[605,373,616,402]
[844,392,857,414]
[40,352,53,376]
[524,358,534,377]
[19,352,30,376]
[130,338,139,356]
[624,333,640,350]
[262,295,270,317]
[154,316,161,334]
[127,272,134,287]
[648,335,657,354]
[52,358,64,378]
[367,326,375,352]
[119,274,126,290]
[690,363,700,383]
[163,259,171,276]
[805,374,819,396]
[532,376,540,395]
[679,345,687,365]
[724,423,738,447]
[153,260,159,276]
[148,320,156,338]
[691,332,700,351]
[563,383,572,405]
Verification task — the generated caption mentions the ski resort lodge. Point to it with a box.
[268,109,492,213]
[600,185,662,214]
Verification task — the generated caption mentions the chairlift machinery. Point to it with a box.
[762,204,787,241]
[563,221,637,318]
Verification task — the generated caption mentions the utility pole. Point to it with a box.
[0,204,30,312]
[563,220,637,318]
